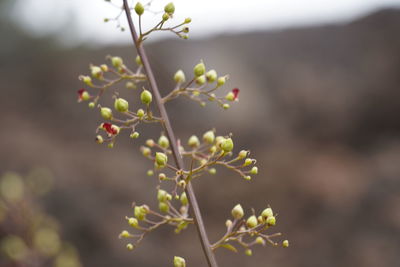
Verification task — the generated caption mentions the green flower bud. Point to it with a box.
[100,107,112,120]
[246,215,258,228]
[222,103,230,110]
[174,256,186,267]
[225,219,233,228]
[146,139,155,147]
[107,142,114,148]
[221,138,234,152]
[244,175,251,180]
[157,189,168,202]
[120,230,130,238]
[114,98,129,112]
[174,70,186,83]
[217,76,227,86]
[81,91,90,101]
[208,168,216,175]
[238,150,248,159]
[266,216,276,226]
[225,92,235,101]
[88,102,95,108]
[203,130,215,144]
[180,192,188,206]
[100,64,108,72]
[208,93,216,101]
[215,136,225,147]
[126,81,136,89]
[91,66,103,79]
[206,69,217,83]
[162,13,170,21]
[82,76,92,86]
[128,217,139,228]
[137,108,145,118]
[134,2,144,15]
[134,206,146,220]
[184,18,192,24]
[243,158,253,166]
[96,135,104,144]
[158,135,170,148]
[141,147,151,157]
[209,146,217,153]
[126,243,134,251]
[195,75,206,85]
[231,204,244,219]
[245,249,252,256]
[193,61,206,77]
[261,208,273,219]
[146,170,154,176]
[159,202,169,213]
[130,132,140,139]
[182,26,189,33]
[140,90,152,105]
[159,173,167,180]
[188,135,200,147]
[111,56,123,67]
[282,240,289,248]
[135,55,142,66]
[155,152,168,167]
[250,167,258,174]
[256,237,265,245]
[164,2,175,14]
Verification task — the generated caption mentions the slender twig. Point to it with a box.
[122,1,219,267]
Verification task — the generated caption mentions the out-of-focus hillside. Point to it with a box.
[1,7,400,267]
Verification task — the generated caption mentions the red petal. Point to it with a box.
[232,88,240,100]
[102,123,116,135]
[77,89,86,100]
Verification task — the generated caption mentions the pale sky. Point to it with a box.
[10,0,400,46]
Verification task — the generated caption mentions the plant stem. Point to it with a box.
[122,1,219,267]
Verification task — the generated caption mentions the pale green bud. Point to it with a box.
[215,136,225,147]
[126,81,136,89]
[206,69,217,82]
[120,230,130,238]
[282,240,289,248]
[159,202,169,213]
[114,98,129,112]
[221,138,234,152]
[147,170,154,176]
[164,2,175,14]
[217,76,227,86]
[126,243,134,251]
[91,66,102,79]
[159,173,167,180]
[111,57,123,68]
[203,130,215,144]
[246,215,258,228]
[222,103,230,110]
[250,167,258,174]
[146,139,155,147]
[208,93,216,101]
[208,168,216,175]
[225,219,233,228]
[225,92,235,101]
[195,75,206,85]
[157,189,168,202]
[256,237,265,245]
[174,70,186,83]
[184,18,192,24]
[155,152,168,167]
[180,192,188,206]
[243,158,253,166]
[82,76,92,86]
[88,102,95,108]
[81,91,90,101]
[188,135,200,147]
[266,216,276,226]
[128,217,139,228]
[134,2,144,15]
[158,135,170,148]
[130,132,139,139]
[100,107,112,120]
[261,208,273,219]
[96,135,104,144]
[137,108,145,118]
[100,64,108,72]
[135,55,142,66]
[244,175,251,180]
[162,13,170,21]
[238,150,248,159]
[141,147,151,157]
[245,249,252,256]
[140,90,153,105]
[209,146,217,153]
[174,256,186,267]
[231,204,244,219]
[193,61,206,77]
[134,206,147,220]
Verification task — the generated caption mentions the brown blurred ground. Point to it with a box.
[1,4,400,267]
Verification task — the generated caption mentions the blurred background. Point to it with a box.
[1,0,400,266]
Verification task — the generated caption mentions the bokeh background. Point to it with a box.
[1,0,400,266]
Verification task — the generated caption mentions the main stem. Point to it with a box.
[122,2,219,267]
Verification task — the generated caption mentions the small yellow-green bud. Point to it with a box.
[206,69,217,83]
[130,132,139,139]
[266,216,276,226]
[164,2,175,14]
[88,102,95,108]
[135,55,142,66]
[208,168,216,175]
[91,66,102,79]
[180,192,188,206]
[111,56,123,67]
[222,103,230,110]
[188,135,200,147]
[173,256,186,267]
[203,130,215,144]
[126,81,136,89]
[238,150,248,159]
[225,92,235,101]
[225,219,233,228]
[244,175,251,180]
[126,243,134,251]
[195,75,206,85]
[282,240,289,248]
[96,135,104,144]
[146,139,155,147]
[81,91,90,101]
[128,217,139,228]
[193,61,206,77]
[221,138,234,152]
[162,13,170,21]
[159,202,169,213]
[178,180,186,188]
[209,146,217,153]
[182,26,189,33]
[217,76,227,86]
[114,98,129,112]
[155,152,168,167]
[243,158,253,166]
[261,208,273,219]
[174,70,186,83]
[134,206,146,220]
[231,204,244,219]
[246,215,258,228]
[100,64,108,72]
[250,167,258,174]
[208,93,216,101]
[245,249,252,256]
[108,142,114,148]
[134,2,144,15]
[82,76,92,86]
[120,230,130,238]
[146,170,154,176]
[215,136,225,147]
[141,147,151,157]
[140,90,152,105]
[159,173,167,180]
[100,107,112,120]
[258,215,264,224]
[137,108,145,118]
[184,18,192,24]
[158,135,170,149]
[256,237,265,245]
[157,189,168,202]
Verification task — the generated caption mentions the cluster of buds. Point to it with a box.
[211,204,289,255]
[163,61,239,109]
[119,188,192,251]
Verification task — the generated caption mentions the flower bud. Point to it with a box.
[82,76,92,86]
[114,98,129,113]
[208,168,216,175]
[225,92,235,101]
[155,152,168,167]
[225,219,233,228]
[244,175,251,180]
[222,103,230,110]
[221,138,234,153]
[246,215,258,228]
[180,192,188,206]
[162,13,170,21]
[126,243,134,251]
[137,108,145,118]
[174,70,186,83]
[217,76,227,86]
[135,55,142,66]
[135,2,144,15]
[95,135,104,144]
[159,173,167,180]
[141,147,151,157]
[88,102,95,108]
[266,216,276,226]
[182,26,189,33]
[282,240,289,248]
[164,2,175,14]
[188,135,200,147]
[193,61,206,77]
[140,90,153,105]
[81,90,90,101]
[91,66,102,79]
[134,206,146,220]
[231,204,244,219]
[159,202,169,213]
[158,135,170,149]
[100,64,108,72]
[146,139,155,147]
[202,130,215,144]
[111,56,123,68]
[250,167,258,174]
[128,217,139,228]
[243,158,253,166]
[215,136,225,147]
[206,69,217,83]
[184,18,192,24]
[157,189,168,202]
[238,150,248,159]
[208,93,216,101]
[261,208,273,219]
[100,107,112,120]
[126,81,136,89]
[174,256,186,267]
[178,180,186,188]
[256,237,265,245]
[120,230,130,238]
[107,142,114,148]
[147,170,154,176]
[245,249,252,256]
[209,146,217,153]
[195,75,206,85]
[130,132,140,139]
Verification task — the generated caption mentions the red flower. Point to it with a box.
[232,88,240,101]
[101,123,119,135]
[77,88,89,102]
